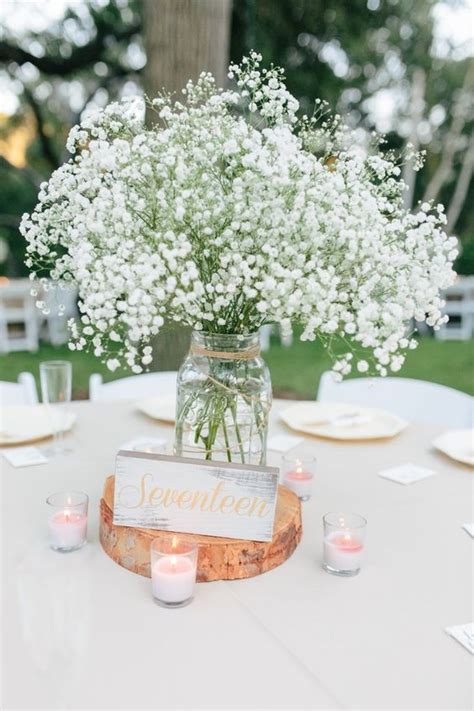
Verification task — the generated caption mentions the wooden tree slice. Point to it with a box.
[100,476,302,582]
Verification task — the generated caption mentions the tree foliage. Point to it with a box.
[0,0,472,276]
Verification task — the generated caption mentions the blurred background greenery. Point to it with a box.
[0,0,472,397]
[0,332,472,399]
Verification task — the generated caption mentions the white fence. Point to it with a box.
[0,278,78,353]
[436,275,474,341]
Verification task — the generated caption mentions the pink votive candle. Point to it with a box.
[151,538,198,608]
[282,455,316,501]
[323,512,367,576]
[47,491,88,552]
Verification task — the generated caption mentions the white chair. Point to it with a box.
[89,371,178,402]
[0,279,39,353]
[41,283,79,346]
[436,276,474,341]
[317,371,473,428]
[260,324,293,351]
[0,372,39,406]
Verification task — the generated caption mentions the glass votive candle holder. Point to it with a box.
[323,512,367,576]
[150,537,198,608]
[47,491,88,552]
[132,439,167,454]
[282,454,315,501]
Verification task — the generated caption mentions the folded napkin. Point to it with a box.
[2,446,48,468]
[284,403,369,427]
[296,406,367,426]
[378,462,435,485]
[445,624,474,655]
[462,523,474,538]
[267,434,304,453]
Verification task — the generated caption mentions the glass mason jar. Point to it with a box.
[175,332,272,465]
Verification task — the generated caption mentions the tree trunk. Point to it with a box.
[423,62,474,204]
[151,322,192,372]
[446,131,474,234]
[143,0,232,98]
[402,67,426,210]
[142,0,232,371]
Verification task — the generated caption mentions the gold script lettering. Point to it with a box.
[148,486,164,506]
[219,494,236,514]
[118,473,272,518]
[175,490,193,510]
[208,481,225,512]
[234,496,251,515]
[248,497,270,518]
[118,473,153,508]
[161,488,175,508]
[189,490,209,511]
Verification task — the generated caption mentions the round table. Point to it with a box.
[2,399,472,709]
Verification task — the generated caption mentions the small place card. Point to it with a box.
[445,624,474,655]
[267,434,304,453]
[2,446,48,468]
[462,523,474,538]
[378,462,435,485]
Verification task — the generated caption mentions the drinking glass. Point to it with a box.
[40,361,72,455]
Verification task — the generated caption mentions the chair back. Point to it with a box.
[42,283,79,346]
[0,372,38,406]
[317,372,472,428]
[0,280,39,353]
[89,371,177,402]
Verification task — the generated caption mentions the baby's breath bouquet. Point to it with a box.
[22,53,457,464]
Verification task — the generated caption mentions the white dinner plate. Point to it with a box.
[0,405,76,446]
[432,429,474,467]
[136,395,176,424]
[279,401,408,441]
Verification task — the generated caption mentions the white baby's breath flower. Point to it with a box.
[20,55,456,373]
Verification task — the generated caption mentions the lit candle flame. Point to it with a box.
[65,496,73,522]
[172,535,178,549]
[294,458,303,475]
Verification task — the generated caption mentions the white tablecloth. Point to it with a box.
[2,399,472,709]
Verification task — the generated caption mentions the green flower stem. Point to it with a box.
[229,398,246,463]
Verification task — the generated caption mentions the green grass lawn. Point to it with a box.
[0,335,472,399]
[265,335,473,397]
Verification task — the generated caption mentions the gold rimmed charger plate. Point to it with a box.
[0,405,76,447]
[279,402,408,441]
[136,395,176,424]
[432,429,474,467]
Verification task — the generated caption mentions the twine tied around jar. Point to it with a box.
[190,343,261,361]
